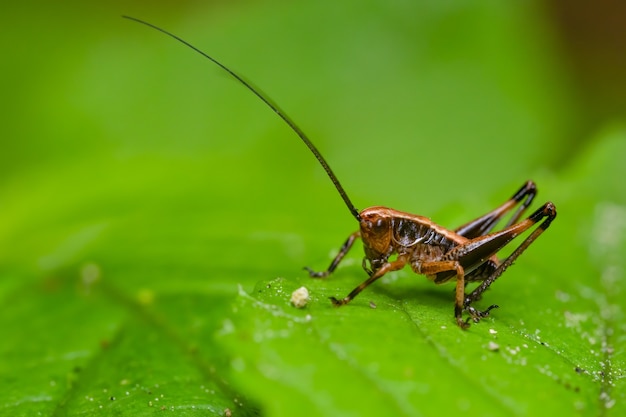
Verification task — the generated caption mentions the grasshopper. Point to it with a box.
[125,16,557,328]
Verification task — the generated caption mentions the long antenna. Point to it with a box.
[123,16,361,221]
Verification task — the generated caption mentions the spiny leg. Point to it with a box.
[455,180,537,239]
[440,201,556,325]
[504,181,539,228]
[305,231,360,278]
[414,260,470,328]
[330,256,408,306]
[465,201,557,306]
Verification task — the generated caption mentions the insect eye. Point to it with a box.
[369,217,388,231]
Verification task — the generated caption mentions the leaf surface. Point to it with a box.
[1,1,624,416]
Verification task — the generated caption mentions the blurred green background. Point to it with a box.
[1,0,625,416]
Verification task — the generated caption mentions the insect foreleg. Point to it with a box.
[330,255,408,306]
[454,180,537,239]
[305,231,360,278]
[465,201,557,306]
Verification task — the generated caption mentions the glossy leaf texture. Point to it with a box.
[1,1,624,416]
[217,131,626,416]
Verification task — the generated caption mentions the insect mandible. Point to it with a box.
[124,16,557,329]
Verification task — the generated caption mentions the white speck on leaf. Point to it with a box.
[290,286,310,308]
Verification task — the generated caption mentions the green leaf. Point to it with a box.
[1,1,624,416]
[216,130,626,416]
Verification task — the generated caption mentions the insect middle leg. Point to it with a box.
[413,260,472,328]
[305,231,360,278]
[407,258,500,328]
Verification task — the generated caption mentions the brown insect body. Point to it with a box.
[309,181,556,328]
[125,16,557,329]
[359,206,476,283]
